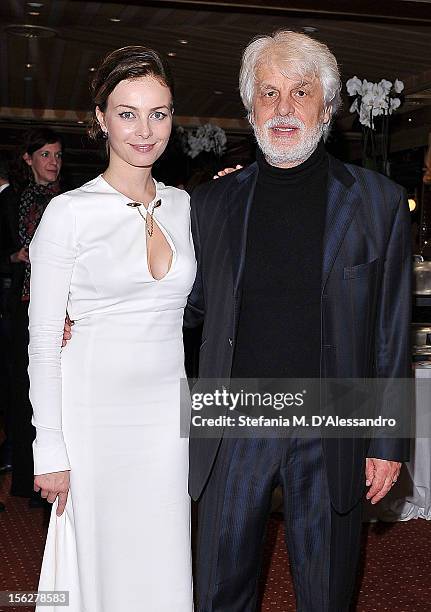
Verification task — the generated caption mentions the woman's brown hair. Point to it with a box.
[88,46,174,140]
[10,127,63,190]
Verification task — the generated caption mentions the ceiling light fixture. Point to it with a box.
[25,63,33,68]
[167,52,176,57]
[89,67,96,72]
[408,198,416,212]
[27,2,44,6]
[4,24,57,38]
[28,11,40,15]
[178,39,188,45]
[303,26,318,33]
[214,90,223,95]
[109,18,121,22]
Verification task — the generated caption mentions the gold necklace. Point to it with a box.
[127,199,162,237]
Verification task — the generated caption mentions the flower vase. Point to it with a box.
[362,127,377,171]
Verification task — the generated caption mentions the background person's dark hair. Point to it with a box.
[88,45,174,141]
[10,127,63,190]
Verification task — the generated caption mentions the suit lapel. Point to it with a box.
[226,163,258,298]
[322,156,360,290]
[226,155,359,296]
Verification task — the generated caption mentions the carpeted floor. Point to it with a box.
[1,471,430,612]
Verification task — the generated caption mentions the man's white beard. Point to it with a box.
[253,116,325,167]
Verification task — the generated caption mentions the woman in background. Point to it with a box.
[9,128,62,504]
[28,47,195,611]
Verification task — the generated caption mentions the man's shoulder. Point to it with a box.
[331,156,405,199]
[191,163,258,207]
[0,185,19,205]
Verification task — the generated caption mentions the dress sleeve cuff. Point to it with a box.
[32,431,71,475]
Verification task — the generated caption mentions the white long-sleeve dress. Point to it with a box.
[28,175,196,612]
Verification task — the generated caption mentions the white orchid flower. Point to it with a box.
[379,79,392,95]
[372,85,388,108]
[372,107,384,117]
[389,97,401,113]
[346,76,363,96]
[374,93,389,110]
[359,103,372,128]
[361,92,375,108]
[372,83,381,97]
[349,99,359,114]
[361,80,373,95]
[345,76,403,126]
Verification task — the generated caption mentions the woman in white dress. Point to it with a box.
[28,46,196,611]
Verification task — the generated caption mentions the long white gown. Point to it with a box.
[28,175,196,612]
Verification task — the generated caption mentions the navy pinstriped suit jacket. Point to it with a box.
[185,152,411,513]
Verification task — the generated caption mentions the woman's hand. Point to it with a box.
[213,164,243,179]
[62,315,74,348]
[34,470,70,516]
[10,247,30,264]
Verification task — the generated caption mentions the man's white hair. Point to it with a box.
[239,30,342,130]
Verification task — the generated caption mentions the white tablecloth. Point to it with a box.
[365,364,431,521]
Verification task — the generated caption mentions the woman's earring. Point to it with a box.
[102,130,108,139]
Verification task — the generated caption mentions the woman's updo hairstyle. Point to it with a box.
[89,46,174,140]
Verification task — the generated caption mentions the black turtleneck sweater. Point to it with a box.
[231,142,329,379]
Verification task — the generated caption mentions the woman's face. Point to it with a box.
[96,76,173,170]
[23,141,62,185]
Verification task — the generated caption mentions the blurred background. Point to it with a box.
[0,0,430,250]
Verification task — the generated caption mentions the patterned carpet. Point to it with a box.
[1,472,430,612]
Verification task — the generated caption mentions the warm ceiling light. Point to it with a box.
[178,39,188,45]
[408,198,417,212]
[4,24,57,39]
[25,63,33,68]
[214,90,223,95]
[408,118,413,122]
[77,120,84,124]
[167,52,176,57]
[28,11,40,15]
[109,18,121,22]
[27,2,44,6]
[303,26,318,33]
[89,67,96,72]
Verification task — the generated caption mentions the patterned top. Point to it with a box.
[19,180,58,300]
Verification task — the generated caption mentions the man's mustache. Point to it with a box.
[264,116,305,129]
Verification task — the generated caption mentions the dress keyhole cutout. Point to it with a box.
[145,216,173,281]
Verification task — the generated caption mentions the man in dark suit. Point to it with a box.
[185,30,411,611]
[0,155,25,485]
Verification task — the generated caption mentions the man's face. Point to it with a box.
[252,62,331,168]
